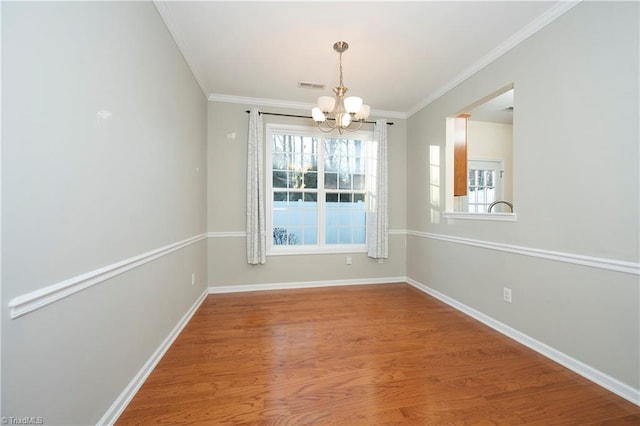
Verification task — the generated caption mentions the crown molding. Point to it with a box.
[208,94,314,110]
[208,94,407,120]
[157,0,580,119]
[406,0,582,117]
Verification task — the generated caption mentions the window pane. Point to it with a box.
[325,193,366,245]
[353,226,366,244]
[273,171,287,188]
[303,227,317,245]
[289,171,303,188]
[338,173,351,190]
[326,227,338,244]
[272,194,317,246]
[325,155,338,172]
[273,153,288,170]
[325,173,338,189]
[352,174,365,190]
[289,192,303,202]
[304,172,317,189]
[339,193,352,203]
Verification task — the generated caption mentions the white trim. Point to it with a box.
[406,278,640,406]
[97,289,208,426]
[442,212,517,222]
[207,231,246,238]
[408,230,639,275]
[269,245,368,256]
[209,94,315,111]
[8,234,208,319]
[208,276,406,295]
[208,94,407,120]
[406,1,582,117]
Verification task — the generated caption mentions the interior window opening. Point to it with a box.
[445,84,514,216]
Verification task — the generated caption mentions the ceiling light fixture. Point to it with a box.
[312,41,370,134]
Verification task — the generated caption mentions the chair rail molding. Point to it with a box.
[408,230,639,275]
[8,233,208,319]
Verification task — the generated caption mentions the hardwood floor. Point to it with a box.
[116,283,640,425]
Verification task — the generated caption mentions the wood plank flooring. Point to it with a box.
[116,283,640,425]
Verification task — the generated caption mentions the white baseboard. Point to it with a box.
[98,276,639,425]
[406,278,640,406]
[208,276,407,294]
[97,289,209,425]
[211,277,640,406]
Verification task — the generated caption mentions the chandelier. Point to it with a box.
[311,41,370,134]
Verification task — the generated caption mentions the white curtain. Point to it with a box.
[367,119,389,259]
[246,108,266,265]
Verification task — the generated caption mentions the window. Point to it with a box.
[267,124,374,254]
[467,159,503,213]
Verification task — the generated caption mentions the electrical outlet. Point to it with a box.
[503,287,512,303]
[346,256,352,265]
[191,272,196,286]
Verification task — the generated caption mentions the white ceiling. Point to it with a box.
[155,1,575,119]
[469,89,514,124]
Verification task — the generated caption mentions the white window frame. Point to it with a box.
[265,123,374,256]
[466,159,504,213]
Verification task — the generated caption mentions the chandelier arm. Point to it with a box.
[317,124,334,133]
[316,119,337,133]
[310,41,373,133]
[347,120,364,132]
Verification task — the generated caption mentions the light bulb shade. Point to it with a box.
[343,96,363,114]
[311,107,326,123]
[354,104,370,120]
[341,112,351,127]
[317,96,336,113]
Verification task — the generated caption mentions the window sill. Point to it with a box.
[442,212,517,222]
[268,244,367,256]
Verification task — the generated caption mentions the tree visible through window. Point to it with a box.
[268,126,373,251]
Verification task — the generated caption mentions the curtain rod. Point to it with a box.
[245,110,394,126]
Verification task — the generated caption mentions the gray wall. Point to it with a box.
[2,2,207,424]
[2,1,637,423]
[207,101,407,287]
[407,1,639,391]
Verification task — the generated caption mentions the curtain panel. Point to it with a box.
[367,119,389,259]
[246,108,266,264]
